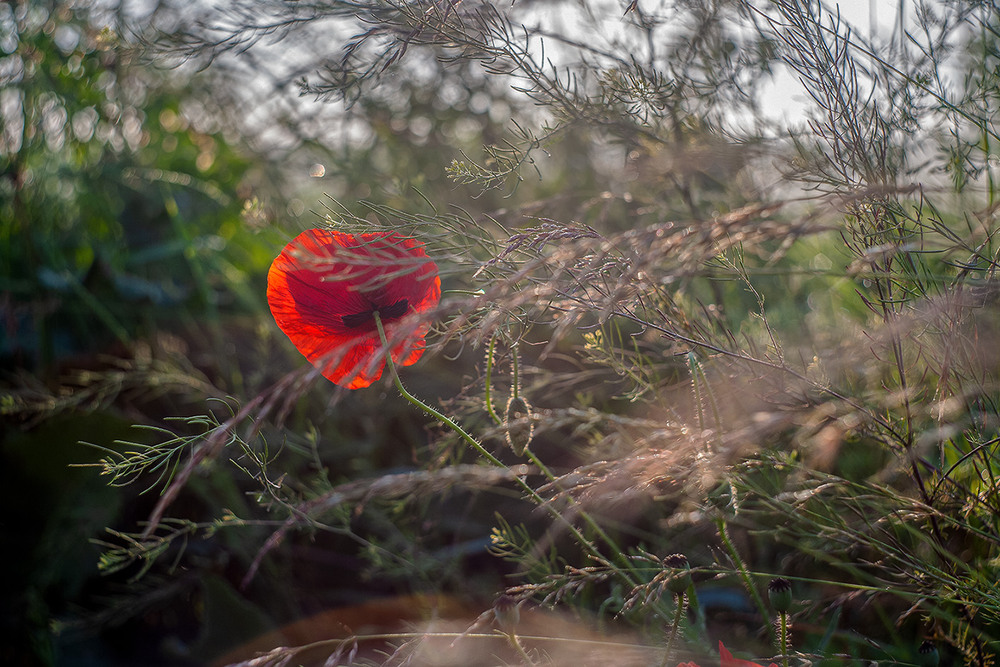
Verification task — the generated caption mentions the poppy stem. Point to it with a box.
[778,612,790,667]
[372,313,673,619]
[504,631,537,666]
[373,312,507,470]
[657,592,686,667]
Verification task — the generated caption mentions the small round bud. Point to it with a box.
[493,594,520,632]
[768,577,793,612]
[663,554,692,595]
[504,394,534,456]
[917,641,939,667]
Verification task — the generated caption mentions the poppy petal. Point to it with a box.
[267,228,441,389]
[718,642,778,667]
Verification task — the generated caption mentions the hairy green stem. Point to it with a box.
[505,631,537,666]
[658,593,686,667]
[522,448,632,572]
[716,517,774,644]
[511,341,521,399]
[485,335,502,425]
[374,313,508,469]
[778,612,789,667]
[372,314,645,593]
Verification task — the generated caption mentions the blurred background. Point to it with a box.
[4,0,998,665]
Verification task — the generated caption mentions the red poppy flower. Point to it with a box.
[267,228,441,389]
[677,642,778,667]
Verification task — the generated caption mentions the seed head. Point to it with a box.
[663,553,692,595]
[493,594,520,632]
[767,577,793,612]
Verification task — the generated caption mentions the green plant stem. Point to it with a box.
[504,631,537,666]
[522,448,631,572]
[511,341,521,399]
[657,592,686,667]
[372,314,645,592]
[716,517,774,644]
[495,335,638,581]
[374,313,506,469]
[485,335,502,425]
[778,612,789,667]
[689,352,705,431]
[687,351,723,437]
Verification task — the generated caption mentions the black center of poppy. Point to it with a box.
[341,298,409,329]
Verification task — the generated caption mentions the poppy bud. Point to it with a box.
[918,641,939,667]
[493,594,520,632]
[768,577,792,612]
[663,553,692,595]
[504,394,534,456]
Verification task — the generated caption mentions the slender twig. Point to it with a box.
[485,335,503,426]
[717,517,774,644]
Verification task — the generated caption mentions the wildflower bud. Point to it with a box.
[493,594,520,632]
[767,578,792,613]
[917,641,939,667]
[504,394,534,456]
[663,553,692,595]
